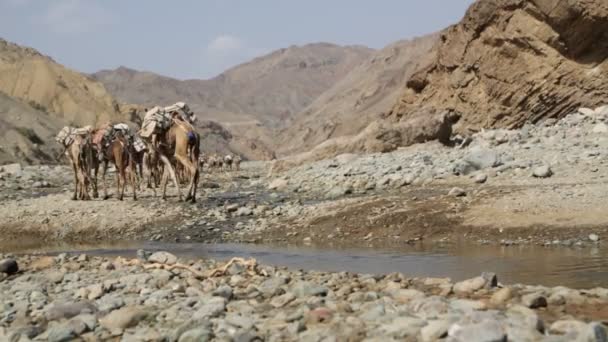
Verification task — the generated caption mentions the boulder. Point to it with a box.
[0,259,18,275]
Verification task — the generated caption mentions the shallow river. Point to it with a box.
[2,241,607,289]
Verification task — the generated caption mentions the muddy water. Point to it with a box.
[3,241,607,289]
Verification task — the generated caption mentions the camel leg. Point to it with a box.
[160,166,169,201]
[71,162,78,201]
[175,154,197,203]
[92,162,99,199]
[80,169,91,201]
[130,159,138,201]
[117,164,126,201]
[159,154,182,201]
[102,161,109,200]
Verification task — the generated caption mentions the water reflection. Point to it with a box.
[1,241,607,289]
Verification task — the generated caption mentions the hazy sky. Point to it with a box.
[0,0,475,80]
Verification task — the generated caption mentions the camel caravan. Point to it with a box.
[54,102,240,204]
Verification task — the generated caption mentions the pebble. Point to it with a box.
[474,173,488,184]
[449,187,466,197]
[589,234,600,242]
[532,165,553,178]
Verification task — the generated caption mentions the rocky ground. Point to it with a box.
[1,252,607,341]
[2,107,608,250]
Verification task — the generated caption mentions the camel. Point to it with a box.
[233,155,242,171]
[158,117,200,203]
[56,127,96,200]
[224,155,233,171]
[99,130,138,201]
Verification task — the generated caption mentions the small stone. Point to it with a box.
[213,285,233,300]
[148,251,177,265]
[47,325,76,342]
[490,287,513,306]
[46,301,97,321]
[380,316,427,338]
[87,284,105,300]
[0,258,18,275]
[589,234,600,242]
[270,292,296,308]
[178,328,213,342]
[549,320,588,335]
[593,123,608,133]
[522,293,548,309]
[136,249,151,261]
[268,178,288,191]
[453,276,486,295]
[1,162,21,174]
[391,289,426,303]
[474,174,488,184]
[305,308,334,325]
[292,281,328,297]
[481,272,498,288]
[99,306,147,331]
[448,320,506,342]
[29,256,55,270]
[532,165,552,178]
[421,319,452,341]
[449,187,466,197]
[193,297,226,319]
[583,322,608,342]
[47,271,66,284]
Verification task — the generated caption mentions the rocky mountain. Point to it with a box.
[277,34,439,155]
[92,43,373,128]
[271,0,608,169]
[390,0,608,134]
[0,38,126,127]
[0,38,277,163]
[0,91,64,165]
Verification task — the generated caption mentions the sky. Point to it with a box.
[0,0,475,80]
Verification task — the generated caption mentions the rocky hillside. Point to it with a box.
[273,0,608,167]
[0,38,125,127]
[0,92,64,165]
[92,43,373,130]
[390,0,608,134]
[277,34,439,155]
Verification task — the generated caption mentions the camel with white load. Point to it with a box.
[140,102,200,202]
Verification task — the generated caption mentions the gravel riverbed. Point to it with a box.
[1,252,607,341]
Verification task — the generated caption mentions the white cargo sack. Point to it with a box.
[140,106,172,138]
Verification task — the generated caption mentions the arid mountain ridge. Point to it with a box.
[92,43,373,128]
[2,0,607,165]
